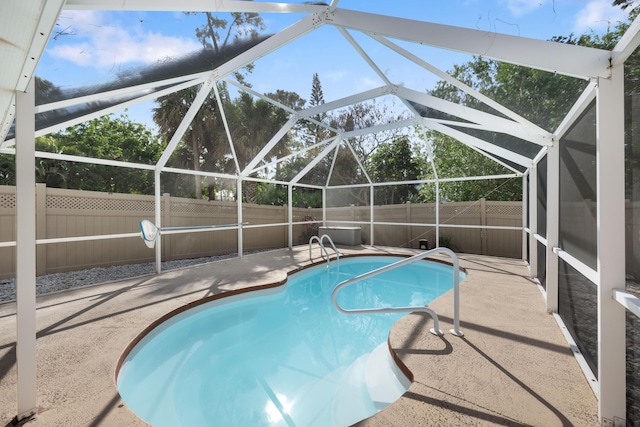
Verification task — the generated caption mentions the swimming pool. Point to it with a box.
[117,256,462,426]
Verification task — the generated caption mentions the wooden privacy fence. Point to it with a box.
[0,185,523,279]
[324,199,523,258]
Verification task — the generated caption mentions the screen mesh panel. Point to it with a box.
[537,240,546,290]
[537,155,547,238]
[559,101,597,270]
[625,89,640,426]
[558,258,598,378]
[627,311,640,425]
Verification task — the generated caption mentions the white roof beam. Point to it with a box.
[328,0,340,13]
[424,118,532,168]
[342,117,417,139]
[2,78,202,149]
[472,149,526,174]
[611,12,640,66]
[0,148,156,171]
[64,0,327,13]
[336,28,423,117]
[336,27,392,86]
[369,34,552,135]
[156,77,215,170]
[299,85,391,119]
[344,138,372,184]
[396,86,552,146]
[327,173,520,189]
[212,82,241,174]
[223,77,339,133]
[252,136,338,176]
[241,115,298,177]
[326,143,341,187]
[329,9,611,79]
[554,80,597,141]
[291,137,342,184]
[35,75,206,114]
[208,13,322,81]
[161,166,239,181]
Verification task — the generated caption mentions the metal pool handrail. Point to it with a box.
[309,234,341,266]
[331,247,463,337]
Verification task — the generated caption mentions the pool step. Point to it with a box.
[365,342,411,410]
[332,342,410,425]
[332,353,376,426]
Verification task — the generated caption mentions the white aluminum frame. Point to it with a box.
[5,2,640,424]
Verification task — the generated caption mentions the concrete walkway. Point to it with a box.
[0,246,597,426]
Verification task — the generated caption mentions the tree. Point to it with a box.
[307,73,329,146]
[368,137,422,204]
[225,92,293,203]
[152,8,267,199]
[0,114,164,193]
[153,84,224,199]
[191,10,265,85]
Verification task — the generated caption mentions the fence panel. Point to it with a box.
[0,187,15,279]
[44,188,156,274]
[0,185,525,279]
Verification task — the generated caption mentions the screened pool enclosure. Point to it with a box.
[2,1,640,425]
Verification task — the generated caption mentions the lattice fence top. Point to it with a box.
[440,204,481,216]
[0,193,15,209]
[47,194,155,212]
[486,204,522,216]
[170,201,236,215]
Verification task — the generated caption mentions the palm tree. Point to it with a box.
[153,85,220,199]
[226,92,292,203]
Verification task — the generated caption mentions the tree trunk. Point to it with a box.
[191,131,202,199]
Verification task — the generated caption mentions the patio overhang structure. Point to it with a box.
[2,0,640,425]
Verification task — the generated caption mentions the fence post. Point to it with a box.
[35,183,47,276]
[162,193,171,261]
[284,206,289,247]
[406,201,411,248]
[480,198,487,255]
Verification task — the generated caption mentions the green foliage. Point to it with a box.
[0,114,163,194]
[368,136,422,204]
[255,183,322,208]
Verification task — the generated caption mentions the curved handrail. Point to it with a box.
[320,234,340,261]
[331,247,463,337]
[309,234,340,265]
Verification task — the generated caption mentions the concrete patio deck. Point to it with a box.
[0,246,598,426]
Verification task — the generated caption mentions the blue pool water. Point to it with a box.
[117,256,461,427]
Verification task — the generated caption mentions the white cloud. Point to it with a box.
[504,0,551,17]
[48,11,201,70]
[573,0,629,33]
[325,69,348,82]
[356,76,382,91]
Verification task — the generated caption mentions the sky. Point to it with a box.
[35,0,635,130]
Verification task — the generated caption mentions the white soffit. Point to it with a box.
[0,0,64,144]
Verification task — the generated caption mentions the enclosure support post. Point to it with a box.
[595,65,626,424]
[288,184,293,249]
[370,185,374,246]
[522,173,528,261]
[322,187,326,228]
[528,163,538,277]
[15,78,37,421]
[154,170,162,274]
[546,142,559,313]
[435,178,440,248]
[237,179,243,257]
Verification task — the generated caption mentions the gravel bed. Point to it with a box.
[0,253,242,303]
